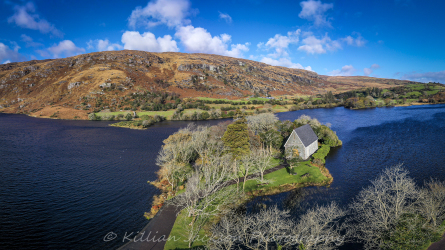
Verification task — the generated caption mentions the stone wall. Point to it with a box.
[304,140,318,159]
[284,130,318,160]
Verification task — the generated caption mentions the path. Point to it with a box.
[117,163,288,250]
[427,233,445,250]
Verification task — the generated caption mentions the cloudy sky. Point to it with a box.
[0,0,444,83]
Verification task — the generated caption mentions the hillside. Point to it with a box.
[0,50,417,119]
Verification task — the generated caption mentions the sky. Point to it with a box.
[1,0,444,83]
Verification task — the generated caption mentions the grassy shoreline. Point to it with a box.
[163,158,333,249]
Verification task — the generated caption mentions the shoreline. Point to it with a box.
[3,101,444,124]
[118,160,333,250]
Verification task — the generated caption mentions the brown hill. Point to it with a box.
[0,50,417,119]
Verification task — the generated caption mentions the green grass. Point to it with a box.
[197,96,270,103]
[422,221,445,250]
[247,97,269,102]
[196,97,245,103]
[272,105,291,112]
[404,91,422,97]
[409,84,426,90]
[164,210,208,250]
[266,157,281,170]
[234,157,281,178]
[137,110,176,118]
[244,161,327,192]
[426,90,439,95]
[94,111,133,117]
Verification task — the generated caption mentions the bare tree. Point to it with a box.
[190,125,211,160]
[246,113,278,134]
[156,125,196,191]
[289,202,347,250]
[171,154,237,248]
[208,212,242,250]
[209,203,347,250]
[229,160,242,192]
[157,161,182,191]
[295,114,321,128]
[349,165,421,249]
[418,178,445,227]
[255,149,273,182]
[239,152,260,191]
[209,206,293,250]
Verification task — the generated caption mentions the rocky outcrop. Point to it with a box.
[178,63,221,73]
[68,82,82,90]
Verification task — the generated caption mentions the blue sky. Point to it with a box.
[1,0,444,83]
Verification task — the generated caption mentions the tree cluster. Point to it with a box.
[207,165,445,250]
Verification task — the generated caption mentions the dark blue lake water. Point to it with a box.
[1,104,444,249]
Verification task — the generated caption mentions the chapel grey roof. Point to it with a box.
[294,124,318,147]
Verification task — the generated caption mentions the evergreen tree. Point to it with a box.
[222,118,251,158]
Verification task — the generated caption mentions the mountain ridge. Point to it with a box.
[0,50,418,119]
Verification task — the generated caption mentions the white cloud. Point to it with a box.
[363,64,380,76]
[298,33,341,54]
[8,2,63,37]
[298,32,364,54]
[260,30,300,57]
[20,34,43,47]
[401,71,445,83]
[260,57,312,71]
[128,0,195,28]
[329,65,357,76]
[87,39,123,51]
[219,12,232,23]
[363,68,373,75]
[0,42,22,63]
[298,0,333,27]
[343,34,366,47]
[121,31,179,52]
[175,25,249,58]
[38,40,85,58]
[21,34,32,42]
[371,64,380,69]
[3,60,11,64]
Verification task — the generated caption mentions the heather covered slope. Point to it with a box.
[0,50,417,119]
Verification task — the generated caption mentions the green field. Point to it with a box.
[246,97,270,102]
[196,97,245,103]
[244,161,327,191]
[426,90,439,95]
[196,97,270,103]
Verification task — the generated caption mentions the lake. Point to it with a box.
[1,104,444,249]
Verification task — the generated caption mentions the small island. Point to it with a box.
[145,113,341,249]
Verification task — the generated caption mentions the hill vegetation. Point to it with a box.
[0,50,419,120]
